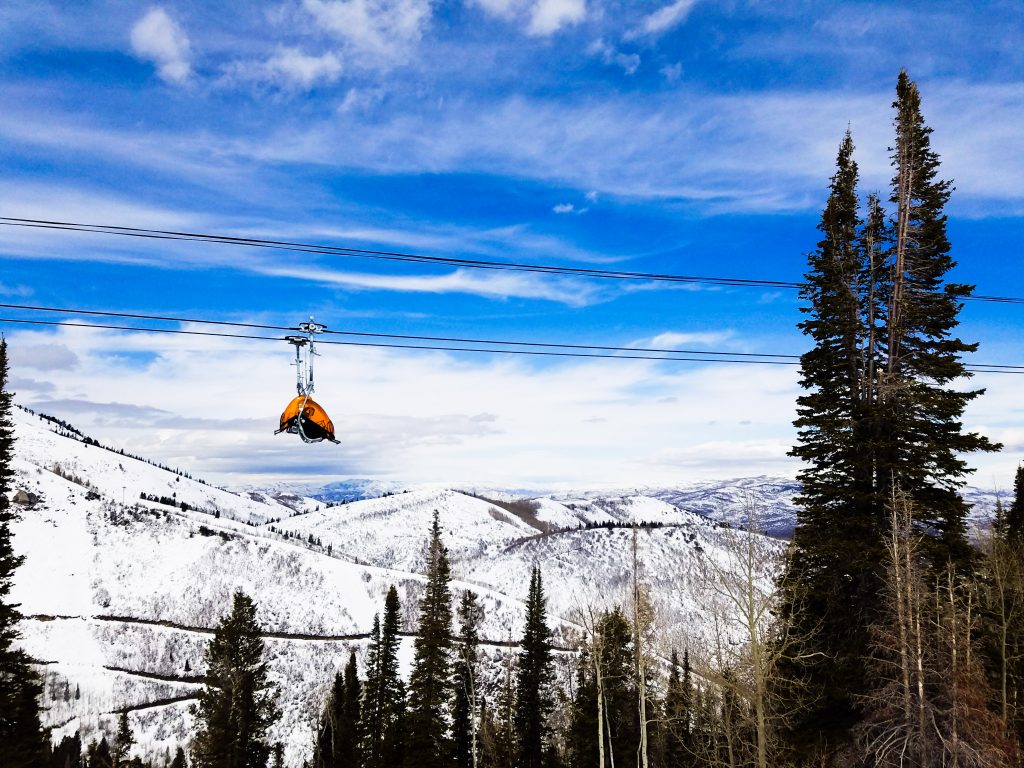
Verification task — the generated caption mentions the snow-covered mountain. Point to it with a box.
[10,407,1003,765]
[284,475,1003,540]
[8,407,777,766]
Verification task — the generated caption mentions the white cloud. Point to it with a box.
[5,326,1016,489]
[645,331,736,349]
[265,48,342,89]
[626,0,699,40]
[226,48,343,91]
[8,343,79,371]
[4,81,1022,217]
[0,282,33,297]
[587,39,641,74]
[252,263,604,306]
[303,0,433,60]
[528,0,586,36]
[553,202,574,213]
[2,324,810,486]
[660,62,682,82]
[129,7,191,84]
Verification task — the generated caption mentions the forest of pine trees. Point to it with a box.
[1,72,1023,768]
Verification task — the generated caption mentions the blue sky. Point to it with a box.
[0,0,1021,489]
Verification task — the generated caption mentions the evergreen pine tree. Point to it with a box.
[663,649,694,767]
[312,672,344,768]
[781,131,882,748]
[514,567,555,768]
[339,651,361,766]
[1008,464,1024,543]
[593,608,637,768]
[566,645,596,768]
[361,587,405,768]
[112,712,134,767]
[779,71,1000,758]
[878,69,999,566]
[0,338,48,768]
[169,748,187,768]
[492,654,517,768]
[51,732,83,768]
[454,590,483,768]
[92,738,112,768]
[192,591,280,768]
[405,512,455,768]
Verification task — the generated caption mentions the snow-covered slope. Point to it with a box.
[9,407,776,766]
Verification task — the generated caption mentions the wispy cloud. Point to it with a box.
[303,0,433,61]
[527,0,586,36]
[130,7,192,84]
[251,263,604,306]
[225,47,343,91]
[625,0,699,40]
[644,331,736,349]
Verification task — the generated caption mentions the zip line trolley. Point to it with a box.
[275,317,339,444]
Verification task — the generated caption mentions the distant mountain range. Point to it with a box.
[263,474,1004,540]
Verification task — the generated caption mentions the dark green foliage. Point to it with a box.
[170,748,187,768]
[51,733,83,768]
[779,72,1000,759]
[662,649,695,767]
[487,656,517,768]
[593,608,637,767]
[361,588,405,768]
[781,129,882,751]
[0,338,48,768]
[87,737,112,768]
[312,652,361,768]
[877,71,999,566]
[191,591,280,768]
[514,567,555,768]
[405,513,455,768]
[1008,464,1024,543]
[566,646,596,768]
[453,590,482,768]
[112,712,134,767]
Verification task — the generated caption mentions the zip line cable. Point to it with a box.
[3,216,1022,304]
[0,218,797,287]
[2,315,1022,373]
[6,301,1024,368]
[0,302,799,359]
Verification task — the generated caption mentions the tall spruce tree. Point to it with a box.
[566,644,596,768]
[514,567,554,768]
[405,512,455,768]
[780,130,881,752]
[0,338,48,768]
[361,588,405,768]
[112,712,134,768]
[454,590,483,768]
[1008,464,1024,542]
[663,649,694,767]
[878,69,999,566]
[312,652,360,768]
[779,72,1001,760]
[340,652,361,766]
[192,591,280,768]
